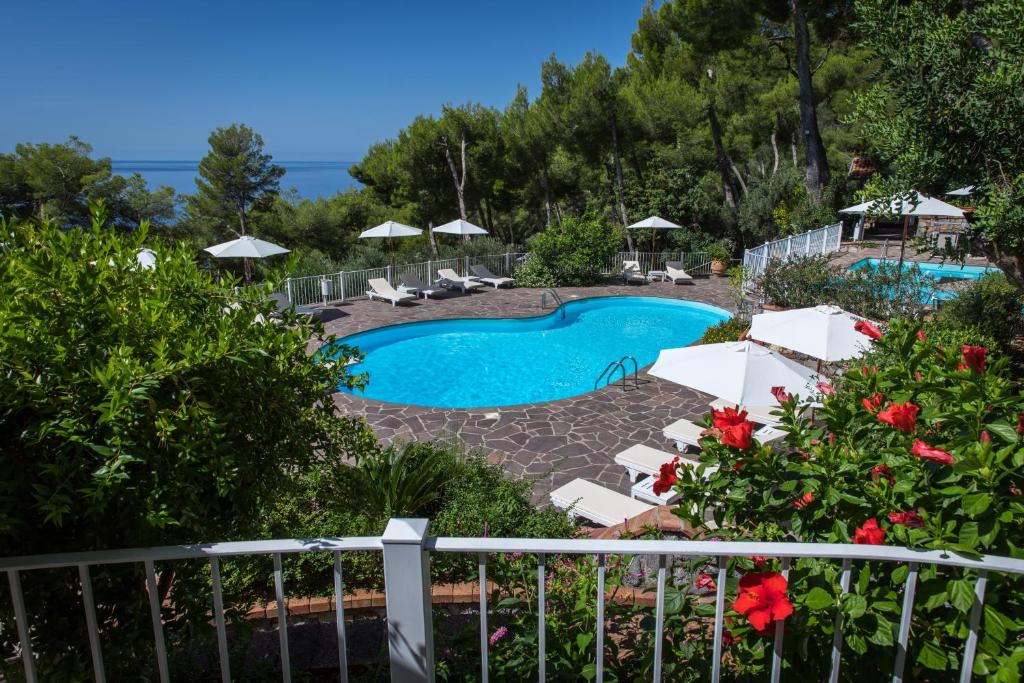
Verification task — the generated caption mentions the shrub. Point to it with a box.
[701,317,747,344]
[667,319,1024,678]
[514,214,622,287]
[933,272,1022,348]
[834,260,938,320]
[757,254,837,308]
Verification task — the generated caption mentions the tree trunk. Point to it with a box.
[791,140,799,167]
[791,0,831,199]
[441,135,469,222]
[730,161,749,196]
[609,111,636,252]
[771,130,781,175]
[707,96,739,212]
[427,220,439,258]
[542,165,553,227]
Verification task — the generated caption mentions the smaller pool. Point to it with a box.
[847,258,1000,301]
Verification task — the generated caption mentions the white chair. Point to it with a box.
[549,479,654,527]
[622,260,646,285]
[436,268,485,293]
[664,261,694,284]
[366,278,417,307]
[399,272,444,299]
[469,264,514,289]
[614,444,684,482]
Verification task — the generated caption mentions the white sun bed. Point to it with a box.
[399,272,444,299]
[622,260,647,285]
[708,398,783,426]
[614,444,681,482]
[549,478,654,527]
[366,278,417,307]
[664,261,694,284]
[436,268,485,293]
[469,264,514,289]
[664,417,787,451]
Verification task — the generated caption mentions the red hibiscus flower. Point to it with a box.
[712,406,749,429]
[652,457,680,495]
[961,345,987,373]
[862,392,884,414]
[733,572,794,634]
[749,556,768,567]
[770,386,792,403]
[980,431,991,444]
[877,401,920,432]
[1018,412,1024,435]
[871,464,895,485]
[911,439,955,465]
[854,320,883,340]
[696,573,717,591]
[793,491,814,509]
[888,511,924,528]
[853,518,886,545]
[720,421,754,450]
[917,329,927,342]
[816,381,836,396]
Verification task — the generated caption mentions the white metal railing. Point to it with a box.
[4,519,1023,682]
[278,251,712,307]
[742,222,844,291]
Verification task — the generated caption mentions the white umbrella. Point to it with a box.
[359,221,423,239]
[946,186,975,197]
[748,304,871,363]
[649,340,820,406]
[433,219,488,236]
[136,248,157,271]
[204,235,291,258]
[627,215,682,254]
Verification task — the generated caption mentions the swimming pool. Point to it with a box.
[847,258,1000,301]
[323,296,730,408]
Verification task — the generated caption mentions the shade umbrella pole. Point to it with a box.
[896,214,910,291]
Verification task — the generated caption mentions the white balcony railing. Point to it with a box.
[4,518,1022,683]
[742,222,844,291]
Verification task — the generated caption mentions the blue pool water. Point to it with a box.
[847,258,1000,301]
[324,296,730,408]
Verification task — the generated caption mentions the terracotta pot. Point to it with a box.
[711,260,728,277]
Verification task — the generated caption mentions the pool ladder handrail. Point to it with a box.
[594,355,640,391]
[540,288,566,319]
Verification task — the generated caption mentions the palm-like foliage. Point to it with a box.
[344,442,454,518]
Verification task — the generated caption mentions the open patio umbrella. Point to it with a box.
[748,304,871,363]
[359,221,423,275]
[839,190,964,277]
[433,219,488,272]
[649,340,821,406]
[946,186,975,197]
[627,215,681,255]
[204,235,290,283]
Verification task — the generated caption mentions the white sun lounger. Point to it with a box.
[622,260,646,285]
[614,444,681,482]
[399,272,444,299]
[708,398,783,426]
[664,417,787,451]
[436,268,485,293]
[366,278,417,307]
[664,261,694,283]
[549,478,654,527]
[470,264,514,289]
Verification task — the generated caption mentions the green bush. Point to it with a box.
[933,272,1022,348]
[834,260,938,320]
[757,255,837,308]
[700,317,747,344]
[514,213,622,287]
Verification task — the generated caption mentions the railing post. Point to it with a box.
[339,272,346,302]
[427,260,433,283]
[505,252,511,275]
[382,519,435,683]
[386,265,393,287]
[285,278,293,304]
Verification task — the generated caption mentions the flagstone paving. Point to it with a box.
[315,277,736,504]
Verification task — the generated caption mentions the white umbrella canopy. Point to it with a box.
[649,340,821,406]
[358,221,423,239]
[946,186,975,197]
[748,305,871,362]
[204,235,291,258]
[433,219,488,236]
[839,190,965,218]
[627,216,682,230]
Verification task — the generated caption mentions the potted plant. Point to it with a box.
[706,240,732,277]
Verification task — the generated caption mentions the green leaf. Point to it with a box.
[963,493,993,516]
[844,593,868,619]
[804,587,834,610]
[917,639,949,671]
[986,422,1019,443]
[958,522,980,549]
[948,579,975,614]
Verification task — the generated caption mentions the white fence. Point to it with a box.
[3,519,1021,682]
[742,222,844,291]
[279,251,713,307]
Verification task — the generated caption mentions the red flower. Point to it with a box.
[749,556,768,566]
[981,431,991,444]
[853,518,886,545]
[652,457,680,495]
[793,491,814,509]
[720,421,754,450]
[862,392,884,414]
[854,320,883,340]
[917,329,927,342]
[911,439,955,465]
[733,572,793,634]
[888,511,924,528]
[871,464,895,485]
[877,401,920,432]
[696,573,717,591]
[914,371,922,381]
[1018,412,1024,435]
[712,406,749,429]
[770,386,792,403]
[961,345,987,373]
[816,381,836,396]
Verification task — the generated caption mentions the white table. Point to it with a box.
[647,270,668,282]
[631,475,680,505]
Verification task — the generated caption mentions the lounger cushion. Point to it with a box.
[549,478,653,527]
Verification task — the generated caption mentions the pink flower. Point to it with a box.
[770,386,792,403]
[696,573,717,591]
[815,381,835,396]
[489,626,509,646]
[871,464,895,485]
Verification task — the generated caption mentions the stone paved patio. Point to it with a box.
[314,277,736,503]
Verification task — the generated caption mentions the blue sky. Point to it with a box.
[1,1,646,161]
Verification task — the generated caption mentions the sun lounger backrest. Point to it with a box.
[437,268,463,280]
[623,260,640,271]
[471,264,495,278]
[368,278,397,295]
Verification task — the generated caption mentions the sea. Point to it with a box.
[111,160,359,200]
